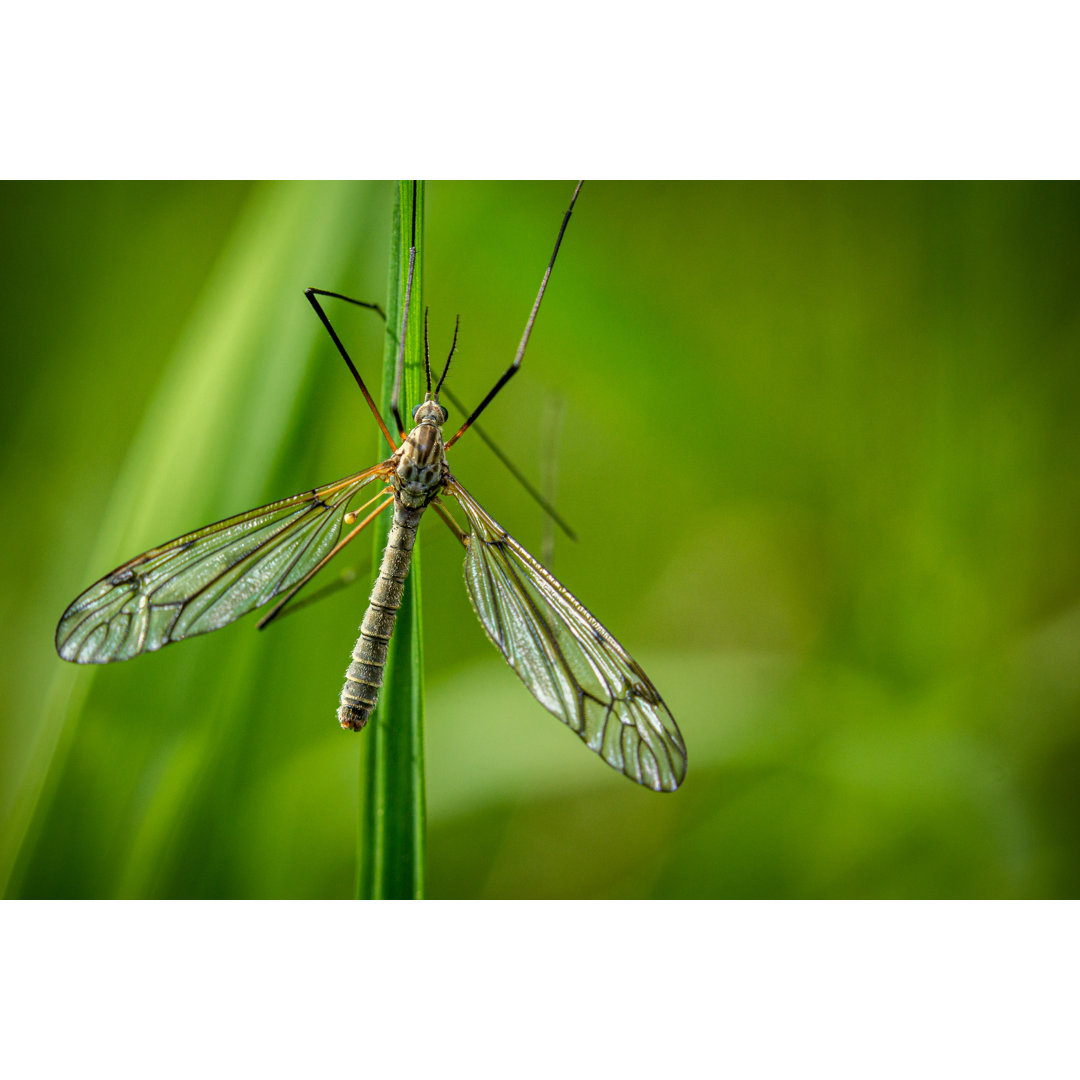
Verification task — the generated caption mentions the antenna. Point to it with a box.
[423,306,432,396]
[434,315,460,398]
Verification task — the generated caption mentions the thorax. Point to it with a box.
[391,419,447,508]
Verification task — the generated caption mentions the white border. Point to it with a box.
[4,2,1078,178]
[3,902,1075,1077]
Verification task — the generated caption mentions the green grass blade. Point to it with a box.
[357,181,427,900]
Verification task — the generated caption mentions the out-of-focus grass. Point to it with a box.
[2,182,392,897]
[3,181,1080,898]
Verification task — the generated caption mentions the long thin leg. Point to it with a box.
[389,182,419,439]
[431,498,468,547]
[445,181,584,449]
[439,385,576,541]
[306,288,397,452]
[541,395,567,566]
[307,289,385,322]
[258,562,365,624]
[257,493,394,629]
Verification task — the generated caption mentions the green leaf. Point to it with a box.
[357,182,427,899]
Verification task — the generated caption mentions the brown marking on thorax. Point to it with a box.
[390,399,448,508]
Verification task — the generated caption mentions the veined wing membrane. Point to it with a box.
[57,464,392,664]
[446,479,687,792]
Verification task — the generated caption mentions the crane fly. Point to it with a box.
[55,182,688,792]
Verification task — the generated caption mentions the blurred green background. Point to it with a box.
[2,181,1079,898]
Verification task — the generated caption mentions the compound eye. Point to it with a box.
[411,404,421,420]
[439,405,449,423]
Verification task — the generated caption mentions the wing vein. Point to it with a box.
[446,478,686,792]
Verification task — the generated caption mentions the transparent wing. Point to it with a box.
[56,464,392,664]
[446,479,687,792]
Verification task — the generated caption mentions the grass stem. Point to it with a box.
[357,182,427,900]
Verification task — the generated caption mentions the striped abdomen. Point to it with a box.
[338,502,422,730]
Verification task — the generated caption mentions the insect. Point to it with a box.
[55,183,687,792]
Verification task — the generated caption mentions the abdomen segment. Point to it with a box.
[338,503,421,730]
